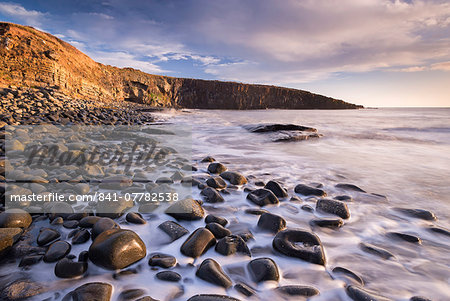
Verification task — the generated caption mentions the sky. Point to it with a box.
[0,0,449,107]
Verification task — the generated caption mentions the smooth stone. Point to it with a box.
[206,177,227,189]
[248,257,279,282]
[155,177,174,184]
[310,218,344,229]
[0,209,32,228]
[273,229,326,265]
[234,283,255,297]
[63,220,79,229]
[92,217,120,239]
[51,217,64,225]
[215,235,251,256]
[0,279,43,300]
[64,282,112,301]
[55,258,88,278]
[0,227,22,243]
[165,198,205,220]
[188,295,241,301]
[119,289,146,301]
[257,212,286,233]
[334,195,353,202]
[301,204,314,212]
[148,253,177,268]
[196,258,232,288]
[393,208,437,221]
[156,271,182,282]
[264,180,288,198]
[387,232,422,244]
[126,212,146,224]
[290,195,302,202]
[72,229,91,244]
[428,226,450,237]
[336,183,366,193]
[316,198,350,219]
[158,221,189,241]
[410,297,432,301]
[332,267,364,285]
[79,216,101,228]
[346,285,392,301]
[67,213,89,220]
[171,171,185,181]
[247,188,279,206]
[99,175,132,189]
[220,171,247,185]
[89,229,146,270]
[78,250,89,262]
[37,229,60,247]
[244,208,268,215]
[208,162,228,174]
[73,183,90,194]
[294,184,327,197]
[44,241,71,262]
[18,254,43,267]
[201,156,216,162]
[274,285,320,297]
[206,222,232,238]
[205,214,228,226]
[180,228,216,258]
[201,187,225,203]
[359,242,395,259]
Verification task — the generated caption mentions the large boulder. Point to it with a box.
[0,209,32,228]
[247,189,279,207]
[165,198,205,220]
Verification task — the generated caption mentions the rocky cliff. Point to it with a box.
[0,22,362,109]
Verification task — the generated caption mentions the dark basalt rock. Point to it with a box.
[201,187,225,203]
[64,282,112,301]
[148,253,176,268]
[294,184,327,197]
[245,124,317,133]
[310,218,344,229]
[78,251,89,262]
[359,242,394,259]
[126,212,146,224]
[336,183,366,193]
[215,235,251,256]
[410,296,432,301]
[155,177,174,184]
[332,267,364,285]
[387,232,422,244]
[156,271,182,282]
[273,229,326,265]
[208,162,228,174]
[206,177,227,189]
[247,188,279,207]
[274,285,320,297]
[72,229,91,244]
[220,171,248,185]
[393,208,437,221]
[63,220,79,229]
[165,198,205,220]
[89,229,146,270]
[188,295,241,301]
[55,258,88,278]
[0,208,32,228]
[346,285,392,301]
[180,228,216,258]
[257,213,286,233]
[44,240,71,262]
[428,226,450,237]
[316,198,350,219]
[158,221,189,241]
[244,208,268,215]
[92,217,120,239]
[334,195,353,202]
[119,289,146,301]
[264,180,288,198]
[37,228,61,246]
[196,258,232,288]
[205,214,228,227]
[234,283,255,297]
[79,216,101,228]
[206,222,232,238]
[248,257,279,282]
[18,254,43,267]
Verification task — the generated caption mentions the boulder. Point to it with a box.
[247,188,279,206]
[196,258,232,288]
[180,228,216,258]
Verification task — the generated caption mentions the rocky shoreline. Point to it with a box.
[0,89,446,301]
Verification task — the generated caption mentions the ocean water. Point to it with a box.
[3,108,449,301]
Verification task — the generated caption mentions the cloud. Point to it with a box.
[431,61,450,71]
[0,2,45,27]
[89,51,165,74]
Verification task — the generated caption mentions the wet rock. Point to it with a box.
[393,208,437,221]
[201,187,225,203]
[215,235,251,256]
[248,257,279,282]
[51,217,64,225]
[148,253,176,268]
[118,289,146,301]
[206,222,232,238]
[273,229,326,265]
[208,162,228,174]
[244,208,268,215]
[316,198,350,219]
[206,177,227,189]
[257,212,286,233]
[64,282,112,301]
[188,295,241,301]
[247,188,279,206]
[196,258,232,288]
[158,220,189,241]
[310,218,344,229]
[301,204,314,212]
[155,177,174,184]
[294,184,327,197]
[92,217,120,239]
[346,285,391,301]
[201,156,216,162]
[245,124,316,133]
[428,226,450,237]
[63,220,79,229]
[334,195,353,202]
[359,242,394,259]
[71,229,91,244]
[44,241,71,262]
[89,229,146,270]
[264,180,288,198]
[165,198,205,220]
[336,183,366,193]
[410,296,432,301]
[126,212,146,224]
[78,250,89,262]
[205,214,228,226]
[79,216,101,228]
[0,278,44,300]
[234,283,255,297]
[332,267,364,285]
[290,195,302,202]
[220,171,247,185]
[156,271,182,282]
[55,258,88,278]
[0,227,22,245]
[180,228,216,258]
[0,209,32,228]
[99,175,133,189]
[18,254,43,267]
[387,232,422,244]
[274,285,320,297]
